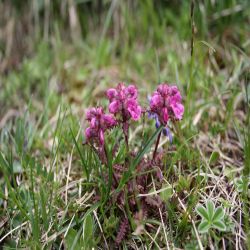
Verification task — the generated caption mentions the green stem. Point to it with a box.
[124,188,135,230]
[152,131,162,161]
[122,122,129,154]
[104,144,112,203]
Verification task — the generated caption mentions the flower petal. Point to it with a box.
[157,84,169,96]
[106,88,117,100]
[163,127,172,143]
[86,107,96,120]
[126,85,137,99]
[150,94,162,109]
[90,118,97,128]
[155,115,161,128]
[99,129,104,145]
[127,99,141,120]
[162,107,169,123]
[102,114,117,127]
[171,103,184,120]
[109,100,120,114]
[85,127,92,140]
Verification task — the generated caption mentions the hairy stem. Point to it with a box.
[152,131,161,161]
[122,122,129,153]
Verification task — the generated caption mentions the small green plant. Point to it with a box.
[234,177,250,193]
[235,177,244,193]
[195,200,226,233]
[224,214,235,232]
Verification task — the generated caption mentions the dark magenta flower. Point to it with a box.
[149,83,184,125]
[149,83,183,144]
[106,83,142,121]
[85,107,117,146]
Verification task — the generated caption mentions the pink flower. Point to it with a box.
[85,127,93,140]
[171,102,184,120]
[149,83,184,125]
[109,100,121,114]
[106,83,141,121]
[127,99,142,120]
[106,88,117,99]
[150,94,163,109]
[85,107,116,146]
[162,107,169,123]
[126,85,137,99]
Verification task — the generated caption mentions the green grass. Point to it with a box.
[0,0,250,249]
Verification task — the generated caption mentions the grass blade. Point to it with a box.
[70,127,89,181]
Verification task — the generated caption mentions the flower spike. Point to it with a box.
[85,107,116,146]
[106,83,142,121]
[149,83,184,125]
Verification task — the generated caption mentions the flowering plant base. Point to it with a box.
[84,83,184,246]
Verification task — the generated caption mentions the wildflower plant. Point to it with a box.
[148,83,184,160]
[83,82,184,245]
[149,84,184,124]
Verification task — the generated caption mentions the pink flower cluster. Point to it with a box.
[85,107,116,146]
[85,83,184,147]
[106,83,141,121]
[149,83,184,125]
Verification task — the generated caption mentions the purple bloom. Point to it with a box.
[148,112,160,128]
[148,83,183,143]
[171,102,184,120]
[85,107,117,146]
[127,99,141,120]
[148,112,173,143]
[106,83,142,121]
[163,127,173,143]
[149,83,184,125]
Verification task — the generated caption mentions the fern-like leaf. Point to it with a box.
[115,218,129,245]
